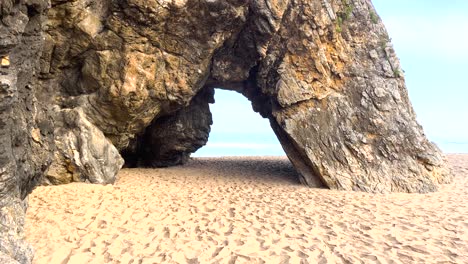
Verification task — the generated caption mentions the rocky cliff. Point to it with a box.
[0,1,53,263]
[0,0,451,262]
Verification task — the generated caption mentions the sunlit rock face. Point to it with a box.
[37,0,449,193]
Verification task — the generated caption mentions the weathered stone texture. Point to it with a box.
[0,0,452,260]
[37,0,450,190]
[123,87,214,168]
[43,108,123,185]
[0,1,53,263]
[250,0,451,193]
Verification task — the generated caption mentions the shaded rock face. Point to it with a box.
[123,87,214,168]
[43,108,124,185]
[0,1,53,263]
[37,0,449,192]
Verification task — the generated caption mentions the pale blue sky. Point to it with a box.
[195,0,468,156]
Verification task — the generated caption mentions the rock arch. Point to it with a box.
[34,0,449,192]
[0,0,452,262]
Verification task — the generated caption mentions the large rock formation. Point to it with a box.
[0,1,53,263]
[38,0,449,192]
[0,0,452,262]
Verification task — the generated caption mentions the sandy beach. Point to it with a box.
[25,154,468,264]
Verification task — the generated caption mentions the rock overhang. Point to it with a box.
[35,0,450,193]
[0,1,452,261]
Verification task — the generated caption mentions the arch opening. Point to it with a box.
[194,89,285,157]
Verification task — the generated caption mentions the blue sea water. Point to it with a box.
[193,135,468,157]
[435,142,468,154]
[193,133,286,157]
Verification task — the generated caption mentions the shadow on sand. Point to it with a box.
[183,157,303,186]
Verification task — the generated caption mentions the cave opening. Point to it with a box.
[194,89,285,157]
[120,87,305,185]
[193,88,305,185]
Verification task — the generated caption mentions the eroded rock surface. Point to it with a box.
[43,108,123,185]
[123,87,214,168]
[0,1,52,263]
[0,0,453,261]
[37,0,449,191]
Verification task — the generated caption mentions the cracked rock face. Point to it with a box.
[39,0,449,191]
[0,1,53,263]
[122,87,214,168]
[0,0,452,261]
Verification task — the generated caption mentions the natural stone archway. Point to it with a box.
[35,0,450,192]
[0,0,453,262]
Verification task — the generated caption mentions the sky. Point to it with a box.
[194,0,468,157]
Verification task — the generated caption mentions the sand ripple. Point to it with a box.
[25,155,468,263]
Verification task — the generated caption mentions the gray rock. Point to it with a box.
[0,1,52,263]
[43,108,124,185]
[0,197,34,264]
[123,88,214,168]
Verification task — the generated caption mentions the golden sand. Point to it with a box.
[25,155,468,263]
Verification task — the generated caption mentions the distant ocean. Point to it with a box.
[193,133,286,157]
[193,134,468,157]
[436,142,468,154]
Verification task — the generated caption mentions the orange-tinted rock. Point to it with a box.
[37,0,450,192]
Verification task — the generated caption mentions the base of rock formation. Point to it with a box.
[0,197,34,264]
